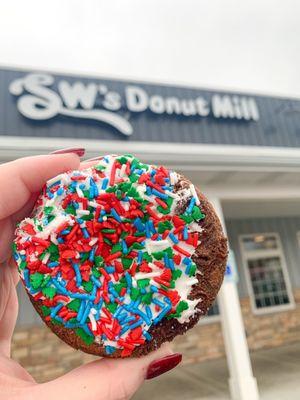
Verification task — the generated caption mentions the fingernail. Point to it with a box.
[51,148,85,157]
[146,353,182,380]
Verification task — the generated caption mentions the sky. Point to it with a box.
[0,0,300,98]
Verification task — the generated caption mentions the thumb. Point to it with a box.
[26,345,181,400]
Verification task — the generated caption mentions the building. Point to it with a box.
[1,67,300,394]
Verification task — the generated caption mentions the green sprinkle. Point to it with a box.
[137,278,150,289]
[105,302,118,314]
[172,269,183,280]
[92,267,101,278]
[102,228,116,233]
[48,243,59,254]
[103,238,113,246]
[81,252,90,262]
[167,300,189,319]
[65,205,76,215]
[122,257,133,269]
[19,260,27,271]
[158,220,173,233]
[82,281,93,293]
[67,299,81,312]
[75,328,94,345]
[44,206,54,215]
[141,292,153,304]
[188,264,197,277]
[95,165,105,171]
[42,286,57,299]
[142,253,153,262]
[94,255,104,267]
[52,318,63,326]
[130,287,140,301]
[180,214,193,224]
[41,305,51,316]
[192,206,205,221]
[30,272,44,289]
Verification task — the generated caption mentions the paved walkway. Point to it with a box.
[133,342,300,400]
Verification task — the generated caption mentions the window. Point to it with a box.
[240,233,295,314]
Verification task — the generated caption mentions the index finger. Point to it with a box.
[0,154,81,219]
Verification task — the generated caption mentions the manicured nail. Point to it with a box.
[51,148,85,157]
[146,353,182,380]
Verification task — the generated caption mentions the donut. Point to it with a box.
[13,154,227,358]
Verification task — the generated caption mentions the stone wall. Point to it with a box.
[11,289,300,383]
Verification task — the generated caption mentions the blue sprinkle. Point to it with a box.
[183,257,191,265]
[56,187,64,196]
[146,186,152,196]
[183,226,188,240]
[145,222,151,238]
[13,253,19,261]
[134,218,144,232]
[185,263,192,275]
[187,197,196,214]
[24,270,30,287]
[90,285,97,300]
[164,253,170,268]
[77,300,86,321]
[145,306,153,320]
[50,303,63,318]
[73,201,80,209]
[138,251,143,264]
[133,297,142,308]
[91,275,101,288]
[73,263,82,286]
[129,319,143,330]
[48,180,61,188]
[57,237,64,244]
[60,229,70,235]
[111,208,122,222]
[153,304,172,325]
[125,272,132,288]
[143,331,152,341]
[168,258,175,270]
[120,324,131,335]
[133,309,151,325]
[152,298,165,308]
[122,240,128,255]
[150,285,158,293]
[152,189,168,200]
[149,220,156,234]
[169,233,179,244]
[80,302,92,325]
[79,183,85,190]
[105,345,116,355]
[89,185,95,199]
[104,156,109,163]
[124,315,136,324]
[82,324,93,336]
[105,266,115,274]
[150,169,156,177]
[76,218,84,224]
[82,228,90,238]
[102,178,109,190]
[89,247,96,262]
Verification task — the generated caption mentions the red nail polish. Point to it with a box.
[146,353,182,380]
[51,148,85,157]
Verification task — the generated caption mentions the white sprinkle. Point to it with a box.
[89,237,98,246]
[135,271,162,280]
[76,186,84,198]
[46,174,64,187]
[119,163,127,178]
[102,216,107,221]
[143,195,153,202]
[76,209,90,216]
[51,234,58,245]
[89,311,97,331]
[88,201,100,208]
[190,184,200,205]
[146,239,170,254]
[186,278,198,286]
[170,172,178,185]
[19,250,26,255]
[165,190,180,199]
[42,252,50,264]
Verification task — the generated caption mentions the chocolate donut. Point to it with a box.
[13,154,227,358]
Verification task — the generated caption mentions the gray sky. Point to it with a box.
[0,0,299,97]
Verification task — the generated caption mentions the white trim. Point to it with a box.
[2,136,300,171]
[239,232,295,316]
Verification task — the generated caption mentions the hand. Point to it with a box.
[0,149,181,400]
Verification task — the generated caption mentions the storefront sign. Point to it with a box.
[9,73,259,136]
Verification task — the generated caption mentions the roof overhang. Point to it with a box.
[1,136,300,201]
